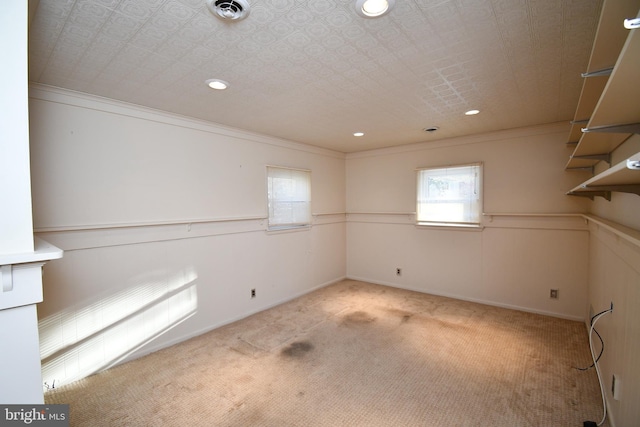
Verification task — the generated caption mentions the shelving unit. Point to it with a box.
[566,0,640,170]
[565,0,640,200]
[567,152,640,199]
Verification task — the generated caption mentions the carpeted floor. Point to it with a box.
[45,280,608,426]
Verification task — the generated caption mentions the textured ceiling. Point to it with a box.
[28,0,603,153]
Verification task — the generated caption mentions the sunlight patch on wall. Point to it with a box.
[39,268,198,391]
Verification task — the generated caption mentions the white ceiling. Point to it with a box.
[28,0,603,153]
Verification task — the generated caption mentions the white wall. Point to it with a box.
[346,123,591,320]
[587,221,640,427]
[29,87,346,229]
[29,86,346,388]
[583,136,640,427]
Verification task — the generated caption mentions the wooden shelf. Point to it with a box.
[587,0,640,72]
[567,152,640,199]
[567,75,610,144]
[565,0,640,171]
[586,25,640,129]
[565,132,629,170]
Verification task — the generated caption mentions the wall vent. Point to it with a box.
[206,0,250,21]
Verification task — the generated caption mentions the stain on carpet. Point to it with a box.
[383,307,414,324]
[341,311,377,325]
[281,341,314,358]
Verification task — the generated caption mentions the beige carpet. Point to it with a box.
[45,280,608,426]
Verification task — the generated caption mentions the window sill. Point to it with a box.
[266,225,311,234]
[416,222,484,231]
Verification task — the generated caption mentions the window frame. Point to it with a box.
[416,162,483,229]
[266,165,312,231]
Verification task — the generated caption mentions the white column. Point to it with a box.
[0,1,63,404]
[0,305,45,403]
[0,1,33,255]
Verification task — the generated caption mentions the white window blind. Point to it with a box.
[417,163,482,226]
[267,166,311,229]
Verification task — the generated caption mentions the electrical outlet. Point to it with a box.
[612,374,621,400]
[550,289,559,299]
[251,288,256,298]
[396,268,402,276]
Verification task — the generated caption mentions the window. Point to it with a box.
[267,166,311,230]
[416,163,482,227]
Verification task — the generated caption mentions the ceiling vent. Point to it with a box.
[206,0,250,21]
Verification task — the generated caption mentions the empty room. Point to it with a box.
[1,0,639,426]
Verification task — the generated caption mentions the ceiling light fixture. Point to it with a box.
[205,79,229,90]
[206,0,250,21]
[423,126,439,133]
[355,0,395,18]
[465,109,480,115]
[353,132,365,137]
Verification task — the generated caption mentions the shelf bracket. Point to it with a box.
[567,191,611,201]
[570,119,590,125]
[583,185,640,196]
[580,67,614,78]
[566,166,594,173]
[571,153,611,165]
[582,123,640,135]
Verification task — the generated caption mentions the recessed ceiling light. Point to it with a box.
[423,126,439,133]
[205,79,229,90]
[353,132,365,137]
[465,109,480,116]
[355,0,395,18]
